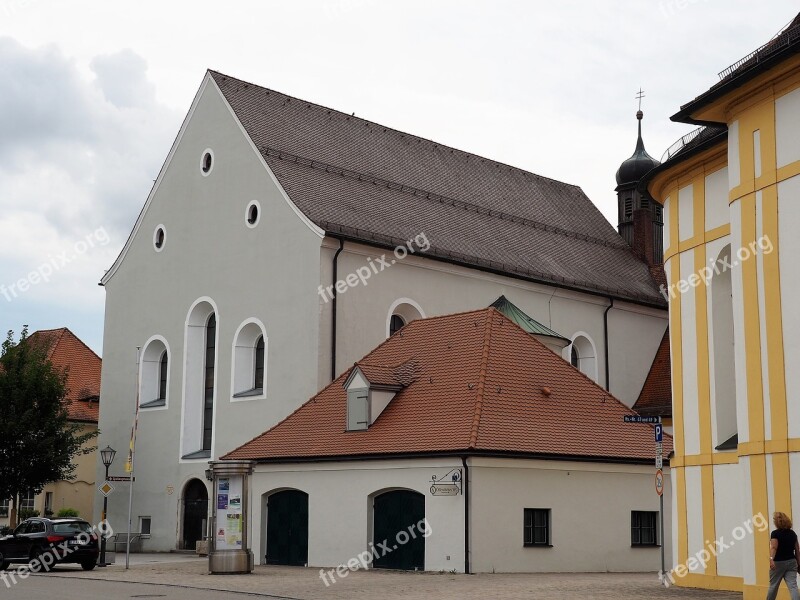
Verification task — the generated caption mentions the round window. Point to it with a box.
[201,149,214,176]
[245,201,261,228]
[154,225,166,251]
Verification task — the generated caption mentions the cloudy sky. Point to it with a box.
[0,0,797,354]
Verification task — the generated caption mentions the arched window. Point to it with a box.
[159,351,168,400]
[389,314,406,336]
[182,299,217,458]
[712,245,737,448]
[232,319,267,400]
[567,333,598,383]
[254,336,265,390]
[386,299,425,338]
[140,336,169,409]
[203,314,216,452]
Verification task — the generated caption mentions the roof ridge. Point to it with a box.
[29,328,67,359]
[208,70,585,191]
[264,147,627,250]
[469,309,496,448]
[59,328,102,362]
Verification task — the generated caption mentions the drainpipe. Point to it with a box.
[603,297,614,391]
[331,239,345,381]
[461,456,471,574]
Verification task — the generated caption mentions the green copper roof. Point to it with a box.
[490,296,569,341]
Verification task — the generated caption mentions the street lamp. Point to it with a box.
[99,445,116,567]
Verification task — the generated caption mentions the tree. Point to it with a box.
[0,327,98,526]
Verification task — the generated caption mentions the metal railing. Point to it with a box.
[718,20,800,81]
[661,126,705,163]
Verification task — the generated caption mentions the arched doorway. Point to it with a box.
[265,490,308,566]
[373,490,425,570]
[182,479,208,550]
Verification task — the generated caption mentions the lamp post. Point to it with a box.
[99,445,116,567]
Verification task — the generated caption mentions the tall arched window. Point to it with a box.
[712,245,737,448]
[232,320,268,399]
[140,336,169,409]
[203,314,216,452]
[571,346,579,368]
[159,351,168,401]
[182,298,218,458]
[254,335,265,390]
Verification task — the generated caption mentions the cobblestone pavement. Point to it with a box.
[22,557,744,600]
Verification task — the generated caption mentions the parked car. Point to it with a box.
[0,518,99,571]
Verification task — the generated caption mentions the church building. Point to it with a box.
[96,69,669,558]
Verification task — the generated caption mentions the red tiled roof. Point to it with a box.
[225,309,672,463]
[28,328,101,424]
[633,329,672,417]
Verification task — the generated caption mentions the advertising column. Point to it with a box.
[209,460,255,574]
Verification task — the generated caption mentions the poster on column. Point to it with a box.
[215,476,243,550]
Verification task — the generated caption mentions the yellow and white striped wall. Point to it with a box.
[651,56,800,598]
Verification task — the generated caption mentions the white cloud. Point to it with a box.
[0,38,180,350]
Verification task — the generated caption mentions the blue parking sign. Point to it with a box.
[655,424,663,442]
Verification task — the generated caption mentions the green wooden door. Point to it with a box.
[265,490,308,566]
[373,490,425,570]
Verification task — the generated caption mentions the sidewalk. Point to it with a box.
[27,555,742,600]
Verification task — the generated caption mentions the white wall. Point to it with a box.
[250,459,465,572]
[319,240,667,406]
[98,76,324,550]
[469,457,672,573]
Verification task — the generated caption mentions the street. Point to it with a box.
[4,575,296,600]
[0,558,743,600]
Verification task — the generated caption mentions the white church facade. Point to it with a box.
[96,70,669,560]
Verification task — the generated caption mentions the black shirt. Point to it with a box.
[771,528,798,561]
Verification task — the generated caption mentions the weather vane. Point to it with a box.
[636,88,645,111]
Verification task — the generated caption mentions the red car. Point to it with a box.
[0,518,99,571]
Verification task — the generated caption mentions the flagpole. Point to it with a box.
[125,347,141,570]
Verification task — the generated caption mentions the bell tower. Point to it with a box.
[615,90,663,266]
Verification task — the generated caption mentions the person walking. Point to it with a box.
[767,511,800,600]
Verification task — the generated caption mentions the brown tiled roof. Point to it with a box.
[633,329,672,418]
[225,308,672,463]
[28,328,101,424]
[210,71,666,307]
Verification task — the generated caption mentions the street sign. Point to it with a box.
[430,483,460,496]
[654,424,663,442]
[655,469,664,496]
[99,481,115,497]
[655,441,663,454]
[107,476,135,482]
[623,415,661,424]
[655,455,663,469]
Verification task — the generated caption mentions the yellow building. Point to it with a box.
[0,328,100,527]
[642,14,800,598]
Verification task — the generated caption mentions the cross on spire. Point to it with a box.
[635,88,645,112]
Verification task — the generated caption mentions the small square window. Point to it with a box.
[523,508,551,546]
[139,516,152,536]
[631,511,659,546]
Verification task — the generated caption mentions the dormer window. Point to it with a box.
[347,388,369,431]
[343,364,406,431]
